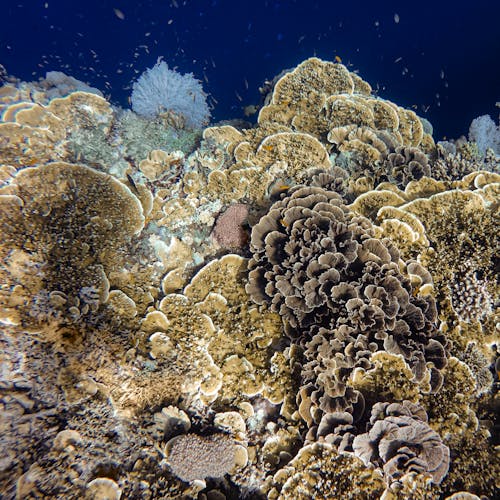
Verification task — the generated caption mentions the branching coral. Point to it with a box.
[131,61,210,128]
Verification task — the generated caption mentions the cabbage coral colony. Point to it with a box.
[0,58,498,499]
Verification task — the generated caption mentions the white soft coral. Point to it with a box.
[469,113,500,156]
[131,60,210,128]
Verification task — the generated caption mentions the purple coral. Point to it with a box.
[211,203,249,249]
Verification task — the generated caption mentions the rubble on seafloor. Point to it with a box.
[0,57,498,499]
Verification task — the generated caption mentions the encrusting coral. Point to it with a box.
[161,433,240,483]
[0,57,497,499]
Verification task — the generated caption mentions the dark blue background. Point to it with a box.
[1,0,499,139]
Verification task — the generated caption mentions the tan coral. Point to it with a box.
[120,255,290,413]
[45,91,113,129]
[266,442,386,500]
[422,357,478,440]
[0,91,113,168]
[324,95,375,129]
[336,126,390,163]
[351,352,427,405]
[139,149,184,181]
[253,131,331,181]
[398,188,498,321]
[85,478,121,500]
[349,189,406,218]
[396,108,424,146]
[369,99,400,130]
[184,254,290,404]
[270,57,355,107]
[0,161,144,330]
[202,124,245,155]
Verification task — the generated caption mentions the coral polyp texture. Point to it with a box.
[0,57,498,499]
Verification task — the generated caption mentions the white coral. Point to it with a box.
[131,61,210,128]
[468,114,500,156]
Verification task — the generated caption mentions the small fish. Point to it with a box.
[243,104,258,117]
[394,13,400,23]
[334,55,342,63]
[113,8,125,20]
[126,174,140,196]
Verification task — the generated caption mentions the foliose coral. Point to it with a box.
[0,56,496,500]
[0,161,145,330]
[352,401,450,485]
[245,183,450,465]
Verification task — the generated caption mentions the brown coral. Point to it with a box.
[246,185,447,431]
[352,401,450,484]
[382,146,432,189]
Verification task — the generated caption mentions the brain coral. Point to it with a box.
[246,184,447,433]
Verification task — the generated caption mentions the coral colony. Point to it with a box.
[0,58,498,499]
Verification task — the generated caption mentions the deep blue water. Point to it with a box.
[1,0,499,139]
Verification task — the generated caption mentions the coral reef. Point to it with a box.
[0,57,498,499]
